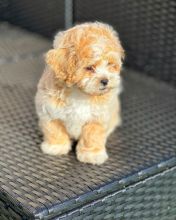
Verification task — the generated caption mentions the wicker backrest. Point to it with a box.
[1,0,176,85]
[0,0,65,38]
[75,0,176,86]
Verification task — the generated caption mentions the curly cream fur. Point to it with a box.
[35,22,124,165]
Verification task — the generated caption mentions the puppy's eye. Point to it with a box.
[108,62,120,72]
[108,62,115,67]
[85,66,95,72]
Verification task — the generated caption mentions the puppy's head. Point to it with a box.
[46,22,124,95]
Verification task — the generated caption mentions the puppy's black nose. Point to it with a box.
[100,79,108,86]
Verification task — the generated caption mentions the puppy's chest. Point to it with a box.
[51,90,108,138]
[64,97,91,121]
[60,91,106,122]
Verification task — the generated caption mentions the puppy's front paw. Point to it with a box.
[41,142,71,155]
[77,148,108,165]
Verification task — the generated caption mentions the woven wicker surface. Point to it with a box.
[1,0,176,84]
[0,197,24,220]
[0,23,50,64]
[1,0,65,37]
[58,166,176,220]
[75,0,176,86]
[0,23,176,219]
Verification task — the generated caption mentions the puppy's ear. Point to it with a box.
[45,49,67,82]
[45,48,77,86]
[64,48,78,87]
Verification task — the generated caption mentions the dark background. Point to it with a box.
[1,0,176,86]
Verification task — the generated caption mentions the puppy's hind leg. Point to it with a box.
[40,119,71,155]
[77,122,108,165]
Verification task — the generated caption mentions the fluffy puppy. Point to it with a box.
[35,22,124,165]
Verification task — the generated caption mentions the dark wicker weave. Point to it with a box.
[75,0,176,86]
[0,23,176,219]
[1,0,176,85]
[58,167,176,220]
[0,0,65,38]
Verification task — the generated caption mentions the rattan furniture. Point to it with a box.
[0,0,176,219]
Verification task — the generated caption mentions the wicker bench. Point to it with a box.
[1,0,176,219]
[0,22,176,219]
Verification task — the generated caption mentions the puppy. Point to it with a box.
[35,22,124,165]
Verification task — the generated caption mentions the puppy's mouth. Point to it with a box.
[99,87,107,91]
[99,88,109,94]
[99,86,115,92]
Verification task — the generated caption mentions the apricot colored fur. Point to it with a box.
[35,22,124,165]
